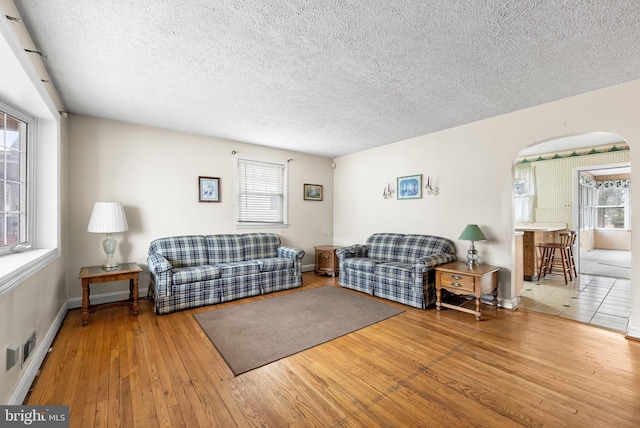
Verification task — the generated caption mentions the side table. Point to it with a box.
[78,262,143,326]
[314,245,341,277]
[435,261,501,321]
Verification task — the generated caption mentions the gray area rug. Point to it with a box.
[194,286,404,375]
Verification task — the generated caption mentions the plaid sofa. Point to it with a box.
[147,233,304,314]
[335,233,456,309]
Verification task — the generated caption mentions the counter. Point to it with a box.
[515,222,567,232]
[515,224,567,280]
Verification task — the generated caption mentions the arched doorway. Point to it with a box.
[513,132,631,333]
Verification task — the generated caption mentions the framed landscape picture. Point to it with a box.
[199,176,220,202]
[304,184,323,201]
[397,174,422,200]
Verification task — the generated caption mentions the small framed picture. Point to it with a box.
[397,174,422,200]
[304,184,323,201]
[199,176,220,202]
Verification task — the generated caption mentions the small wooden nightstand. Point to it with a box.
[435,261,501,321]
[314,246,341,277]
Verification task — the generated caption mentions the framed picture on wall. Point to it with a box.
[397,174,422,200]
[304,184,323,201]
[199,176,220,202]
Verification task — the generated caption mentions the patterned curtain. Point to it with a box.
[580,174,630,189]
[597,179,630,189]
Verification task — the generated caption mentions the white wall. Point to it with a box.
[0,0,67,404]
[66,115,334,300]
[334,80,640,331]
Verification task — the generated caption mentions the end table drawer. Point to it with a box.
[438,271,475,292]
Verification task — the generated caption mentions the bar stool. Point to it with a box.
[564,231,578,278]
[536,232,573,284]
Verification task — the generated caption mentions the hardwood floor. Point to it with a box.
[26,273,640,427]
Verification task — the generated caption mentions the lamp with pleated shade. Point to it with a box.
[87,202,129,269]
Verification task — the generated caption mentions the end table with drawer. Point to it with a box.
[435,261,501,321]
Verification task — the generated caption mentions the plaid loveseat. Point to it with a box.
[335,233,456,309]
[147,233,304,314]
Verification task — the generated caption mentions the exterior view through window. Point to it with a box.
[0,109,27,249]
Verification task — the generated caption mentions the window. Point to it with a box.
[596,187,629,229]
[236,158,288,226]
[0,102,32,255]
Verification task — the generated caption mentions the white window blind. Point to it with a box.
[236,158,287,226]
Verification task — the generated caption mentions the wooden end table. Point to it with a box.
[78,262,142,326]
[435,261,501,321]
[314,245,341,277]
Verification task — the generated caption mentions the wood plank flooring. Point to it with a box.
[26,273,640,427]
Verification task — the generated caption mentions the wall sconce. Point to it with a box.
[425,176,439,196]
[383,183,395,199]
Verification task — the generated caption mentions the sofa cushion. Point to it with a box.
[366,233,404,262]
[395,234,456,264]
[374,262,413,283]
[256,258,294,272]
[206,234,245,264]
[172,265,220,285]
[243,233,280,260]
[149,235,209,268]
[343,258,383,272]
[218,261,260,278]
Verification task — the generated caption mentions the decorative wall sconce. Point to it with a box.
[425,176,439,196]
[383,183,395,199]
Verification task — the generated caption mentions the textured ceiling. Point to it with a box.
[11,0,640,158]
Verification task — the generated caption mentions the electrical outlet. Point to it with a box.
[22,330,36,367]
[6,344,19,370]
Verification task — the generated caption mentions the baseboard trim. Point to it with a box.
[302,264,315,273]
[625,324,640,340]
[67,287,150,309]
[8,300,68,405]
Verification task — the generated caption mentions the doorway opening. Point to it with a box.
[573,165,631,280]
[514,132,631,332]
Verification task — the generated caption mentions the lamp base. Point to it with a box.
[102,234,119,270]
[102,260,119,270]
[467,243,479,268]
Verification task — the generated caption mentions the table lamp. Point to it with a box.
[87,202,129,269]
[459,224,486,268]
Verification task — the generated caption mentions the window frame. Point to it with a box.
[235,157,289,228]
[0,100,35,256]
[595,187,629,230]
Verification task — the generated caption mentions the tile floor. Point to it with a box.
[520,273,631,333]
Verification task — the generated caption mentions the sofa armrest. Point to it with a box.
[148,253,172,274]
[335,244,368,260]
[414,253,457,272]
[147,254,173,297]
[278,246,305,260]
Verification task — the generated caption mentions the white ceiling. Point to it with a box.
[11,1,640,158]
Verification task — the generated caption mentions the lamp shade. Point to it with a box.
[87,202,129,233]
[458,224,486,241]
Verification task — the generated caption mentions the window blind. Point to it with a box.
[236,158,287,225]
